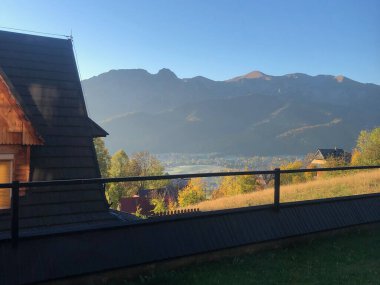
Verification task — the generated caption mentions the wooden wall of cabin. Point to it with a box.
[0,145,30,195]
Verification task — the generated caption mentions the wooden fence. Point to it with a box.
[150,208,200,217]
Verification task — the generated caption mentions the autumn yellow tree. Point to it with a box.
[351,127,380,166]
[178,178,206,207]
[213,174,260,198]
[150,196,167,214]
[126,151,168,193]
[319,155,349,178]
[106,150,130,209]
[93,137,111,178]
[280,160,307,184]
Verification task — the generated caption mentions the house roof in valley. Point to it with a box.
[0,30,132,236]
[314,148,345,160]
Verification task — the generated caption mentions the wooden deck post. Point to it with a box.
[274,168,280,210]
[11,180,19,248]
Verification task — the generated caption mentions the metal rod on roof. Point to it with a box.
[0,26,70,39]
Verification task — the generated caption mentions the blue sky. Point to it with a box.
[1,0,380,84]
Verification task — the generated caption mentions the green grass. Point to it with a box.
[118,228,380,285]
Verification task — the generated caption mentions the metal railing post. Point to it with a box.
[274,168,280,210]
[11,180,20,248]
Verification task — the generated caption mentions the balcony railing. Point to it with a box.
[0,165,379,247]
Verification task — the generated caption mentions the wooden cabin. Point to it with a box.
[310,148,350,167]
[0,30,134,234]
[0,74,43,208]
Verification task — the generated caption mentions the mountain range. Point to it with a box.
[82,69,380,155]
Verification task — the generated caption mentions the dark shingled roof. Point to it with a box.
[315,148,345,160]
[0,30,131,234]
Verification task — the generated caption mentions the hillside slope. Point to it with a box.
[189,169,380,211]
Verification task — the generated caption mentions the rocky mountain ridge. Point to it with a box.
[82,69,380,155]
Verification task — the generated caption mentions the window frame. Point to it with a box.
[0,154,14,210]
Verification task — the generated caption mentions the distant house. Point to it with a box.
[120,179,189,215]
[139,178,188,200]
[0,30,135,235]
[310,148,351,167]
[120,196,154,216]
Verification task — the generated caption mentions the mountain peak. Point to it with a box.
[157,68,178,79]
[244,70,266,79]
[335,75,345,83]
[227,70,271,81]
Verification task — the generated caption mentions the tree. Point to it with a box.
[106,150,168,209]
[351,127,380,166]
[320,155,349,178]
[106,150,130,209]
[93,138,111,178]
[178,178,206,207]
[167,199,178,211]
[350,149,361,166]
[150,196,167,214]
[126,151,167,193]
[213,173,260,199]
[134,205,147,219]
[213,176,240,198]
[303,152,316,167]
[236,174,260,193]
[280,160,306,184]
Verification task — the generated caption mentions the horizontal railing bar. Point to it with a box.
[0,170,275,188]
[281,165,380,174]
[0,165,379,189]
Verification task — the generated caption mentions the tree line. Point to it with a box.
[94,139,167,209]
[95,126,380,210]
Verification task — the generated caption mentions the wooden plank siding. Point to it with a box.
[0,145,30,194]
[0,74,43,146]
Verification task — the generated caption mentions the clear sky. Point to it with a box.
[1,0,380,84]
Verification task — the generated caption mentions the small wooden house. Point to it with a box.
[0,30,134,234]
[310,148,350,167]
[0,70,44,208]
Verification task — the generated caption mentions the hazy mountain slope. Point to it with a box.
[82,69,380,155]
[83,68,237,121]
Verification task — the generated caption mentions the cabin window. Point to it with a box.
[0,159,12,209]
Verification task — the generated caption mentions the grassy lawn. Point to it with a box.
[190,169,380,211]
[121,227,380,285]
